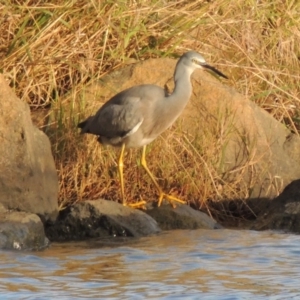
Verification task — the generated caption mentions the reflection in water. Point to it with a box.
[0,229,300,299]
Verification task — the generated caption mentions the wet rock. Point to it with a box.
[45,199,161,241]
[146,204,222,230]
[0,75,58,222]
[0,205,49,250]
[253,179,300,233]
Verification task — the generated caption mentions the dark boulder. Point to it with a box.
[45,199,161,241]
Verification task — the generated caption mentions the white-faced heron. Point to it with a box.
[78,51,227,208]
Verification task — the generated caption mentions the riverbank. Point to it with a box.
[1,1,300,250]
[2,0,299,213]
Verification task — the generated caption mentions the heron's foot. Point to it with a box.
[157,193,186,208]
[124,200,147,210]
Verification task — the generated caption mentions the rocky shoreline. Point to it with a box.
[2,180,300,251]
[0,198,223,251]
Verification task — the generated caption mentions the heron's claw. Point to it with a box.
[157,193,186,208]
[125,200,147,210]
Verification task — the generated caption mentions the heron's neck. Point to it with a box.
[171,64,194,104]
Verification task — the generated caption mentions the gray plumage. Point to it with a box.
[78,51,227,148]
[78,51,227,208]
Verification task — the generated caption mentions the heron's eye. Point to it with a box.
[192,58,198,64]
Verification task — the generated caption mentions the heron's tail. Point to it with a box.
[77,116,94,134]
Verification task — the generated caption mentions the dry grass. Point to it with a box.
[1,0,300,221]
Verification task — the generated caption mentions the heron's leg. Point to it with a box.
[140,145,186,207]
[118,144,126,205]
[118,144,146,209]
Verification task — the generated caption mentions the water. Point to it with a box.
[0,229,299,299]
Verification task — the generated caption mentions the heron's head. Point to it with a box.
[182,51,228,79]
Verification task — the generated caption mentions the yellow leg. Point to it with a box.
[140,145,186,207]
[118,144,126,205]
[118,144,146,209]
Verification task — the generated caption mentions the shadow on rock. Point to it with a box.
[253,179,300,233]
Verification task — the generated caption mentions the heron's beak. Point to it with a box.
[201,63,228,79]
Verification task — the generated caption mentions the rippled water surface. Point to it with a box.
[0,229,300,299]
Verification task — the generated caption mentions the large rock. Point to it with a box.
[45,199,222,242]
[82,58,300,200]
[0,75,58,222]
[147,204,222,230]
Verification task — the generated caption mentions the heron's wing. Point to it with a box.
[88,96,143,138]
